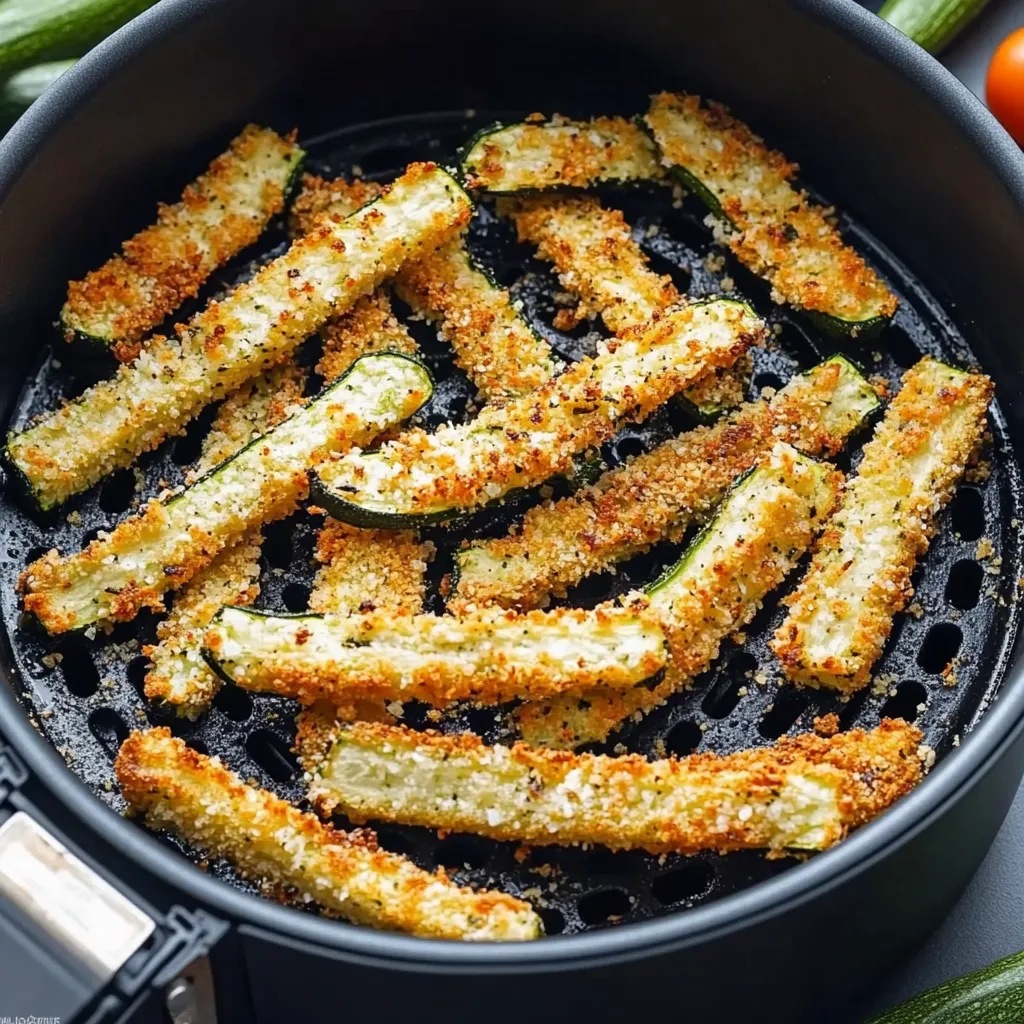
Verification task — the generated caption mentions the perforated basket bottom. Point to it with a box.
[2,112,1021,937]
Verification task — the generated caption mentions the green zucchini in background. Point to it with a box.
[878,0,992,55]
[867,949,1024,1022]
[0,0,155,73]
[0,58,75,124]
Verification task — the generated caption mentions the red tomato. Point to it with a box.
[986,26,1024,146]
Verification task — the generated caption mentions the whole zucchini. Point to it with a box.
[867,949,1024,1022]
[879,0,991,55]
[0,58,74,125]
[0,0,155,73]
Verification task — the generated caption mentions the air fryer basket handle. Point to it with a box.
[0,739,229,1024]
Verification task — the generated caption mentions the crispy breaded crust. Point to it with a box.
[205,604,667,707]
[116,728,540,940]
[318,301,762,518]
[499,195,678,334]
[307,719,924,856]
[307,520,429,724]
[20,355,430,633]
[143,533,262,717]
[8,163,471,510]
[463,116,662,192]
[289,173,382,238]
[318,291,418,382]
[396,240,558,401]
[63,126,303,361]
[516,445,842,748]
[497,193,747,415]
[295,175,556,402]
[452,358,869,613]
[645,94,898,325]
[192,360,308,481]
[773,358,993,691]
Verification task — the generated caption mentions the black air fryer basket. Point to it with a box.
[0,2,1023,1023]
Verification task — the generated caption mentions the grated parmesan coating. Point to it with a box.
[645,93,898,326]
[143,534,263,718]
[318,290,419,382]
[515,443,842,749]
[305,718,923,856]
[452,356,876,613]
[20,355,431,633]
[461,117,662,193]
[204,604,668,708]
[773,358,993,691]
[498,193,748,414]
[62,126,304,362]
[116,728,541,940]
[295,174,556,401]
[316,300,763,520]
[8,163,471,510]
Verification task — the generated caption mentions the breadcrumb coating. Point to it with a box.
[20,355,431,633]
[8,163,470,510]
[116,728,541,940]
[143,533,262,717]
[773,358,993,691]
[452,357,875,613]
[515,444,841,749]
[306,719,924,856]
[204,604,667,707]
[498,193,747,414]
[316,300,763,520]
[317,291,418,382]
[289,173,382,238]
[295,175,557,401]
[63,126,303,361]
[645,93,898,326]
[462,116,662,192]
[396,240,559,401]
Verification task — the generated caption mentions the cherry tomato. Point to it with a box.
[986,26,1024,146]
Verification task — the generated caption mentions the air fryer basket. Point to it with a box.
[2,106,1021,938]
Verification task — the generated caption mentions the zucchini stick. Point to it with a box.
[203,604,668,708]
[516,443,842,749]
[115,728,542,941]
[645,93,898,335]
[497,192,748,417]
[304,718,925,856]
[452,356,878,614]
[20,353,432,633]
[7,162,470,511]
[61,126,304,362]
[773,357,993,691]
[461,116,662,193]
[311,299,764,527]
[293,174,559,401]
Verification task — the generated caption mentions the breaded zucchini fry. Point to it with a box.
[773,357,993,691]
[516,443,842,749]
[305,719,924,856]
[497,192,747,417]
[143,534,263,718]
[116,728,541,940]
[311,299,764,527]
[7,163,470,511]
[645,93,898,335]
[452,356,878,613]
[203,604,667,707]
[62,126,304,362]
[461,117,662,193]
[20,353,432,633]
[294,174,558,402]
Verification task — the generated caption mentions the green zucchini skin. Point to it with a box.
[866,949,1024,1023]
[878,0,991,54]
[0,0,155,73]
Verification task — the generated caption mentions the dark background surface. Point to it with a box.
[863,5,1024,1017]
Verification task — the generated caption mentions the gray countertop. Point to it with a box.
[864,3,1024,1016]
